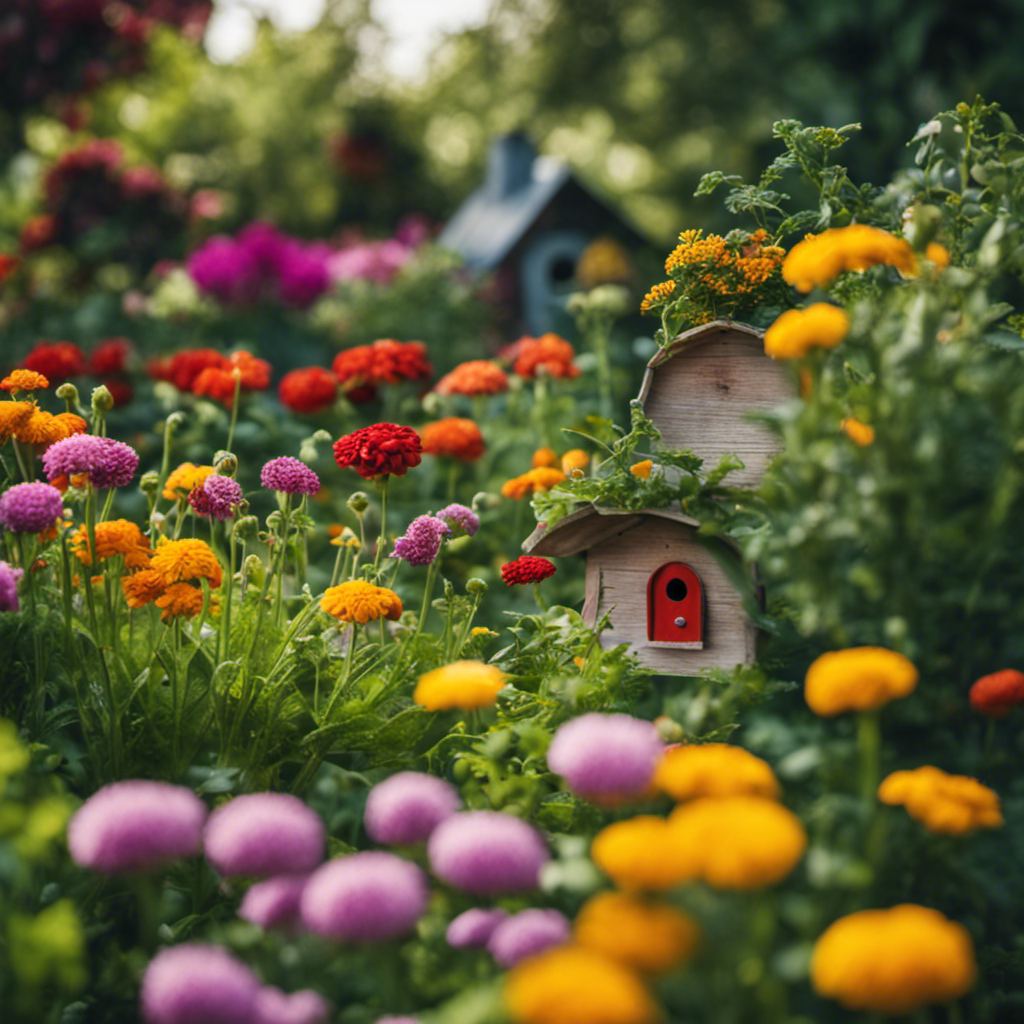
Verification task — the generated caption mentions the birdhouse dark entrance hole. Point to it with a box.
[647,562,704,648]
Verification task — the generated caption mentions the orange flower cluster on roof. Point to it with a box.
[501,466,566,500]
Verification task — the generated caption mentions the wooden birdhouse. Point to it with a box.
[521,319,794,674]
[438,131,651,335]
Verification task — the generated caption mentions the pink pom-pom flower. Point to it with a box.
[364,771,461,845]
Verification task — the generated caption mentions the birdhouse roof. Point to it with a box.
[522,505,701,558]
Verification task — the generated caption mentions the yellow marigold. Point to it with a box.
[925,241,950,268]
[639,280,676,314]
[501,467,566,500]
[782,225,916,292]
[668,796,806,889]
[840,417,875,446]
[470,626,498,637]
[1,369,49,393]
[0,401,35,443]
[321,581,402,624]
[413,660,506,711]
[505,945,659,1024]
[162,462,215,501]
[13,408,65,444]
[591,816,696,891]
[629,460,653,480]
[810,905,976,1014]
[150,538,223,588]
[878,766,1002,835]
[653,743,780,802]
[72,520,152,571]
[122,568,166,609]
[154,581,208,620]
[576,237,633,288]
[574,892,699,974]
[531,447,559,468]
[805,646,918,716]
[561,449,590,474]
[763,303,849,359]
[329,527,360,549]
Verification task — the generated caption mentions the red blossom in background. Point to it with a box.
[969,670,1024,717]
[22,341,87,381]
[148,348,226,391]
[89,337,132,376]
[278,366,338,414]
[333,423,422,480]
[500,556,557,586]
[191,352,271,407]
[0,254,19,284]
[506,333,580,379]
[331,339,433,399]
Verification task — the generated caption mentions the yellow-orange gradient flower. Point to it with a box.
[162,462,215,501]
[763,303,849,359]
[1,369,49,393]
[0,401,35,443]
[531,447,559,468]
[574,892,700,974]
[653,743,780,802]
[805,646,918,716]
[878,766,1002,835]
[782,225,916,292]
[810,905,976,1014]
[122,569,166,609]
[561,449,590,474]
[591,816,696,891]
[150,538,223,588]
[501,467,566,500]
[72,520,152,570]
[414,660,506,711]
[321,581,402,624]
[12,408,66,445]
[154,582,209,620]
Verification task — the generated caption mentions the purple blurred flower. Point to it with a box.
[68,780,206,874]
[237,222,291,277]
[427,811,549,895]
[254,986,330,1024]
[364,771,461,845]
[392,515,449,566]
[435,503,479,539]
[42,434,139,489]
[0,481,63,533]
[546,713,664,801]
[0,560,24,612]
[188,474,244,520]
[300,852,428,941]
[204,792,326,878]
[187,236,262,305]
[260,457,320,496]
[277,243,332,308]
[487,908,571,967]
[446,907,509,948]
[238,874,309,932]
[140,943,260,1024]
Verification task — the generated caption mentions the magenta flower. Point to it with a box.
[0,560,23,612]
[140,943,260,1024]
[67,780,207,874]
[364,771,461,845]
[486,908,571,967]
[0,481,63,534]
[260,456,321,496]
[204,792,326,878]
[427,811,549,895]
[436,503,480,538]
[188,474,244,520]
[187,236,262,305]
[277,243,332,308]
[446,907,509,948]
[300,852,428,941]
[546,713,664,801]
[392,515,450,566]
[42,434,139,489]
[254,986,331,1024]
[238,874,310,932]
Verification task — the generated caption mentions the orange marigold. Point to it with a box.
[163,463,215,501]
[782,225,916,292]
[878,766,1003,835]
[0,401,35,443]
[420,417,486,461]
[150,538,223,588]
[840,417,875,446]
[630,460,653,480]
[512,334,580,379]
[122,568,166,608]
[154,581,208,620]
[1,369,49,393]
[532,447,558,468]
[501,467,566,500]
[321,581,402,624]
[72,519,152,570]
[561,449,590,474]
[434,360,509,396]
[12,408,65,445]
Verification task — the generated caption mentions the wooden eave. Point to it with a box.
[522,505,701,557]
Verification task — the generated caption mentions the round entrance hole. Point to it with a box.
[665,577,688,601]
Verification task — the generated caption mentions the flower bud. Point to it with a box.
[56,382,81,413]
[421,392,444,417]
[139,470,160,497]
[213,450,237,477]
[233,515,259,541]
[91,384,114,413]
[347,491,369,515]
[466,578,488,597]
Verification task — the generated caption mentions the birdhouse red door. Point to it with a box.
[647,563,704,646]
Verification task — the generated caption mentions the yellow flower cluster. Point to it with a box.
[414,660,506,711]
[653,743,780,801]
[763,303,850,359]
[162,462,215,501]
[639,279,676,314]
[878,766,1003,835]
[805,646,918,715]
[664,229,785,296]
[811,904,976,1014]
[0,402,86,446]
[782,224,916,292]
[321,581,402,624]
[501,467,566,500]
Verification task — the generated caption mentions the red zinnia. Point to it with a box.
[148,348,227,391]
[500,556,557,586]
[89,338,132,376]
[279,366,338,413]
[331,338,433,396]
[420,417,486,461]
[333,423,422,480]
[192,351,271,406]
[0,254,18,284]
[22,341,87,381]
[969,669,1024,717]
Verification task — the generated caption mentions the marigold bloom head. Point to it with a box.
[629,459,653,480]
[561,449,590,474]
[764,303,850,359]
[278,366,338,413]
[504,945,658,1024]
[501,556,557,586]
[574,892,700,974]
[810,904,976,1014]
[332,339,433,392]
[154,582,209,621]
[805,646,918,715]
[333,422,422,479]
[420,417,485,461]
[414,660,506,711]
[782,225,917,292]
[653,743,780,802]
[668,796,806,889]
[321,581,402,624]
[72,519,152,570]
[512,334,579,379]
[840,417,875,446]
[12,407,65,445]
[591,816,696,891]
[878,766,1002,834]
[364,771,461,845]
[488,909,571,967]
[122,568,167,609]
[0,401,34,442]
[163,462,215,501]
[435,360,508,396]
[0,481,64,534]
[150,538,223,588]
[531,447,559,468]
[969,669,1024,717]
[392,514,450,566]
[1,369,50,392]
[925,241,950,268]
[501,467,566,500]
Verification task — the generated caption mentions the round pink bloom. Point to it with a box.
[427,811,549,895]
[435,503,480,538]
[486,908,571,967]
[446,907,508,948]
[140,943,260,1024]
[392,515,449,566]
[364,771,461,845]
[189,474,244,520]
[0,560,23,612]
[254,986,331,1024]
[68,780,206,874]
[260,456,321,496]
[42,434,139,488]
[204,793,326,878]
[238,874,309,931]
[546,713,664,801]
[300,852,428,941]
[0,481,64,533]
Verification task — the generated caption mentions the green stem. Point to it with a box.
[371,479,389,576]
[414,561,440,639]
[857,709,881,804]
[226,372,242,452]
